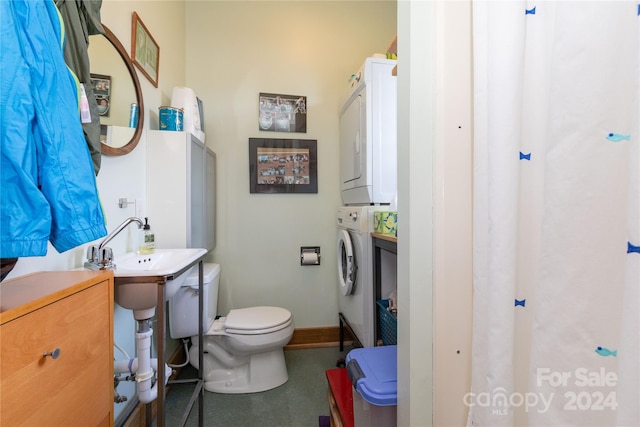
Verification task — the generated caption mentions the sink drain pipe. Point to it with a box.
[113,319,172,404]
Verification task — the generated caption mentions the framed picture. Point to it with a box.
[90,73,111,117]
[131,12,159,87]
[249,138,317,194]
[258,93,307,133]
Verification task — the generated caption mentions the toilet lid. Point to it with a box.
[225,306,292,335]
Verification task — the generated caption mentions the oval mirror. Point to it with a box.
[88,24,144,156]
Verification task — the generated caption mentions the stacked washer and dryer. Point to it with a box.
[337,57,397,349]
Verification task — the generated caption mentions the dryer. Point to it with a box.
[337,205,376,347]
[339,57,397,205]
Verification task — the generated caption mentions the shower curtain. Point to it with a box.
[468,2,639,426]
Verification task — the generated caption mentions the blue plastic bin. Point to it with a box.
[346,345,397,427]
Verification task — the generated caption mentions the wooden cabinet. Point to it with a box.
[1,271,114,426]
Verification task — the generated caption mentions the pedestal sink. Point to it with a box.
[113,248,207,320]
[107,247,207,419]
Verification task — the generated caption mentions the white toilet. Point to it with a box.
[168,263,294,394]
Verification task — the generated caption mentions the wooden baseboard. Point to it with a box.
[121,327,346,426]
[284,326,351,350]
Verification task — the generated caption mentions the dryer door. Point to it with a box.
[337,229,357,296]
[339,91,364,190]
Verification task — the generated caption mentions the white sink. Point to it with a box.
[113,248,207,319]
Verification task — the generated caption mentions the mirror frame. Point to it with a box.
[100,24,144,156]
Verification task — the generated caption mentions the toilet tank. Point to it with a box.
[169,263,220,339]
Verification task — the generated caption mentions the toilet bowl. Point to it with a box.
[168,263,294,394]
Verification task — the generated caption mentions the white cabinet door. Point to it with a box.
[147,131,215,251]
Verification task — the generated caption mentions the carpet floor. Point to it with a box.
[163,346,350,427]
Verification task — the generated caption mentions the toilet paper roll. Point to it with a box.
[301,252,319,265]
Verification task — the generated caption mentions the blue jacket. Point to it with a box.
[1,0,107,257]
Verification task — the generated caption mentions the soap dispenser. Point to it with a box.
[139,217,155,254]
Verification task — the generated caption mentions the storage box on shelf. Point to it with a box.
[376,299,397,346]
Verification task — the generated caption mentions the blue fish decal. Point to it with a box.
[595,346,617,357]
[519,152,531,161]
[637,4,640,16]
[525,6,536,15]
[606,133,631,142]
[515,299,526,307]
[628,242,640,254]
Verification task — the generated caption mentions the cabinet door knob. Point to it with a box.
[43,348,61,359]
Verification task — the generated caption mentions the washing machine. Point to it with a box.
[337,205,377,348]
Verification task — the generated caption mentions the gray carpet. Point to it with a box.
[163,347,349,427]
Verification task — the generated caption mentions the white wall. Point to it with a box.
[397,1,473,426]
[184,1,397,327]
[397,1,435,424]
[432,2,473,425]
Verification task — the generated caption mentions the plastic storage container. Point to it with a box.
[346,345,397,427]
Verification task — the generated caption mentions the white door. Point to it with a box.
[337,229,357,296]
[339,90,365,191]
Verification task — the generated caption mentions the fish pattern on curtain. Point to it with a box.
[469,1,639,426]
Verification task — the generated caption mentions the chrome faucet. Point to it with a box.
[85,217,145,270]
[98,217,144,249]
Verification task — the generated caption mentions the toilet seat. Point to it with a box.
[206,306,292,336]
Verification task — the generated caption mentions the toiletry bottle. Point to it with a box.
[139,217,155,254]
